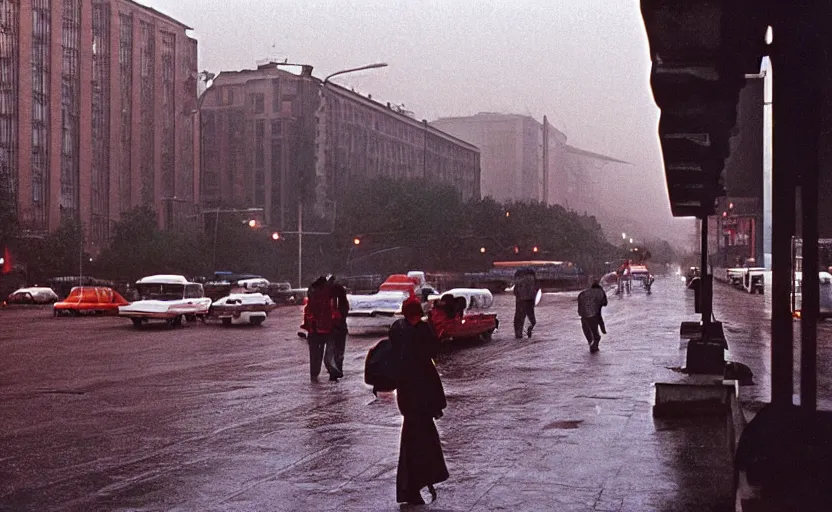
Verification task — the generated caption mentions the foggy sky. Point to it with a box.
[140,0,694,247]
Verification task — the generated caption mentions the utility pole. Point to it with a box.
[297,200,303,288]
[542,115,549,204]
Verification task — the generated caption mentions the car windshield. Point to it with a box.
[136,283,185,301]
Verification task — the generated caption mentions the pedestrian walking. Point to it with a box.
[324,274,349,379]
[578,278,608,353]
[390,297,449,505]
[301,276,340,381]
[513,268,539,338]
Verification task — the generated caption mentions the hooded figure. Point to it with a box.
[302,276,340,381]
[390,297,448,504]
[324,274,349,379]
[513,268,539,339]
[578,278,608,353]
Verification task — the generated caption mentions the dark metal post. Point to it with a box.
[799,39,823,412]
[801,178,819,411]
[700,216,711,326]
[769,25,796,406]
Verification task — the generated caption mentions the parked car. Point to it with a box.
[346,272,436,332]
[7,287,59,305]
[426,288,499,342]
[210,292,276,326]
[54,286,129,316]
[118,275,212,328]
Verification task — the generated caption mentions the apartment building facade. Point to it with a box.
[0,1,198,248]
[199,62,481,230]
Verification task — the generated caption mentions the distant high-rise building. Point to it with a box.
[0,1,198,248]
[430,113,627,209]
[199,62,481,230]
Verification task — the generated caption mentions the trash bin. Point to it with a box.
[686,321,727,375]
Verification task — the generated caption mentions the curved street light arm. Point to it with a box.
[324,62,388,84]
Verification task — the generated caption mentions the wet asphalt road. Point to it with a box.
[1,279,826,511]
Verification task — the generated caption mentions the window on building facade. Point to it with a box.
[255,119,265,168]
[0,0,18,213]
[60,0,81,221]
[271,138,282,219]
[271,119,282,137]
[139,20,155,204]
[31,0,51,228]
[250,92,264,114]
[272,80,280,112]
[119,13,133,213]
[222,86,234,106]
[160,32,175,200]
[91,2,111,243]
[282,79,297,96]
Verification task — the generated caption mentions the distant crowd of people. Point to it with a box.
[300,269,609,505]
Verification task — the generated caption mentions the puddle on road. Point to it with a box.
[544,420,583,430]
[39,389,87,395]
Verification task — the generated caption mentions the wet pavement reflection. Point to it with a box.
[0,278,799,510]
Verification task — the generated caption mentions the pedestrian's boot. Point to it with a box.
[515,330,523,339]
[526,325,533,339]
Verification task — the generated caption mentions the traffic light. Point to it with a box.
[480,247,487,254]
[353,237,361,246]
[513,246,520,255]
[532,246,539,254]
[271,232,281,241]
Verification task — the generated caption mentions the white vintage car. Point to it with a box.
[7,287,60,305]
[346,290,412,332]
[119,275,212,328]
[211,292,275,326]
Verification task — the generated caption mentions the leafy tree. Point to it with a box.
[15,216,84,283]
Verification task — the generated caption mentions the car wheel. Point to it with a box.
[250,316,265,326]
[131,318,144,328]
[170,315,183,328]
[222,318,232,326]
[186,314,197,323]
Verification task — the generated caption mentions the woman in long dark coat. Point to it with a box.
[391,298,449,505]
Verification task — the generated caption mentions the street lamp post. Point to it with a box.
[291,62,388,287]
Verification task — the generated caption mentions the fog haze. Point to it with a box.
[139,0,695,247]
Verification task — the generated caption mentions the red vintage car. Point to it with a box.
[54,286,130,316]
[428,294,498,342]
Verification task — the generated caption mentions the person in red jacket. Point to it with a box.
[302,276,340,381]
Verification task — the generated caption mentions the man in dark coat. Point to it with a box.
[513,268,539,339]
[324,274,349,379]
[578,278,608,353]
[390,298,448,505]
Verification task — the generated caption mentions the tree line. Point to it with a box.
[3,178,658,286]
